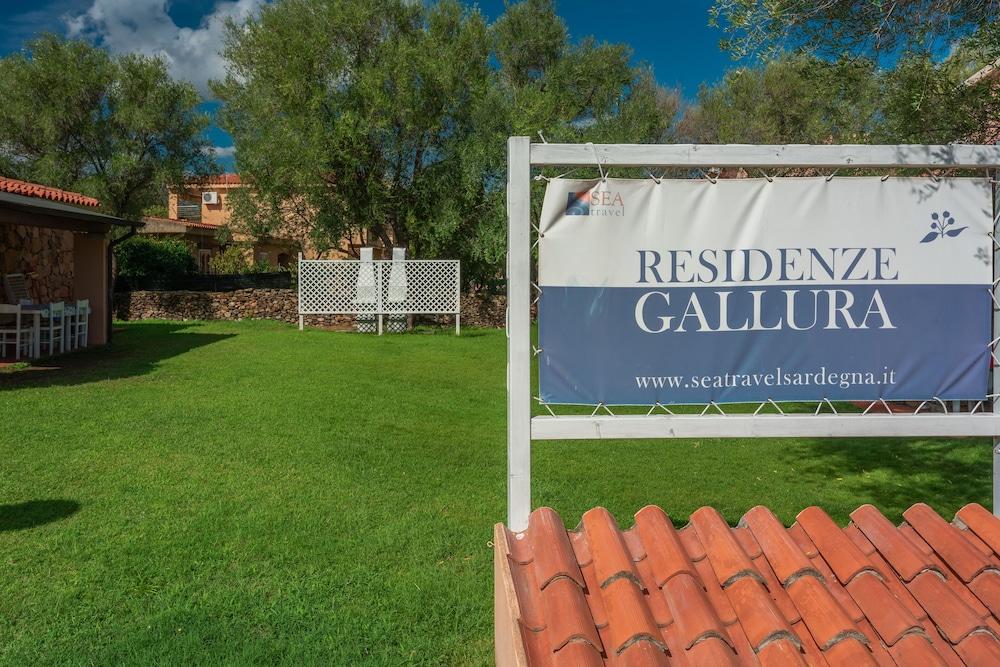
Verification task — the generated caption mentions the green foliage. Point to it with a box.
[0,34,215,219]
[680,55,881,144]
[709,0,999,60]
[704,1,1000,146]
[207,246,273,275]
[681,50,1000,146]
[115,236,195,280]
[213,0,676,285]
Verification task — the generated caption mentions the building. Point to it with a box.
[0,176,140,345]
[144,173,392,270]
[144,174,298,272]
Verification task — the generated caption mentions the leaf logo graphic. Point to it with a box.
[920,211,967,243]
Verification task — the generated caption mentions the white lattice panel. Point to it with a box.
[298,260,379,314]
[379,260,459,314]
[298,259,459,315]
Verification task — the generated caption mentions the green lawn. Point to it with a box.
[0,320,991,665]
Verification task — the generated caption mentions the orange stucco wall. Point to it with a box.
[72,234,109,346]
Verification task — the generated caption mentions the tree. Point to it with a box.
[0,35,214,219]
[709,0,1000,61]
[213,0,675,285]
[679,55,881,144]
[704,2,1000,146]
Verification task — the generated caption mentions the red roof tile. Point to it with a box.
[495,503,1000,666]
[0,176,99,207]
[185,173,242,186]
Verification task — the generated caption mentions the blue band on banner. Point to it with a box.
[538,284,990,405]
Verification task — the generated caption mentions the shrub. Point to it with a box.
[115,236,195,279]
[208,246,274,275]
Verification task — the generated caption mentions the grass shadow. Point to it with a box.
[0,321,234,391]
[773,436,989,522]
[0,499,80,531]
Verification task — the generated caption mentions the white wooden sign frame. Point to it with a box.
[506,137,1000,531]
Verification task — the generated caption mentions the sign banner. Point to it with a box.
[538,177,993,405]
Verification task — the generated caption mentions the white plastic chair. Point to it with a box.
[0,304,34,360]
[3,273,31,305]
[69,299,89,349]
[39,301,65,355]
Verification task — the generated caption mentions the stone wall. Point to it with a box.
[114,288,513,329]
[0,223,74,302]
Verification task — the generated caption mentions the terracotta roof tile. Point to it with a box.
[956,504,1000,556]
[0,176,99,207]
[905,504,998,584]
[186,173,242,186]
[797,506,882,585]
[886,632,949,666]
[850,505,939,582]
[496,503,1000,666]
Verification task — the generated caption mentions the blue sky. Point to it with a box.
[0,0,735,170]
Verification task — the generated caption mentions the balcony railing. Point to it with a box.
[176,202,201,220]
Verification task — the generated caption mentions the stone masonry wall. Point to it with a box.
[114,288,513,329]
[0,223,75,302]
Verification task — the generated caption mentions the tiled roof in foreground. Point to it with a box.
[494,503,1000,666]
[0,176,99,208]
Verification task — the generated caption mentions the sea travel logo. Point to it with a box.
[565,189,625,217]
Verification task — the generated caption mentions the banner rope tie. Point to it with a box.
[586,142,607,182]
[533,396,557,417]
[814,398,839,415]
[698,169,718,184]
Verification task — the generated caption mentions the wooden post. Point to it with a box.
[507,137,532,531]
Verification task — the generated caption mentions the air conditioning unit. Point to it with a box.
[202,191,219,205]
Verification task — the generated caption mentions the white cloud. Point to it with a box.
[211,145,237,158]
[65,0,265,98]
